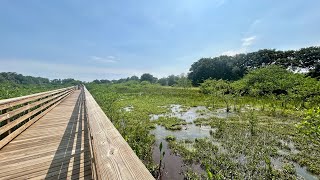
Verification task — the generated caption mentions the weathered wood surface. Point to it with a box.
[0,87,154,180]
[84,86,154,180]
[0,90,93,180]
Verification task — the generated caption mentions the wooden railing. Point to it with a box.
[0,86,76,149]
[84,86,154,180]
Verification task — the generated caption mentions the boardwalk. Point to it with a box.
[0,87,154,180]
[0,90,92,179]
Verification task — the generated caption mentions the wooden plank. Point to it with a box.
[0,90,73,137]
[0,155,90,179]
[0,90,73,135]
[84,86,154,180]
[0,90,73,149]
[0,90,92,180]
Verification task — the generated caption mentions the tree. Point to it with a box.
[176,74,192,88]
[200,79,231,111]
[129,75,140,81]
[232,65,297,96]
[140,73,157,83]
[158,78,168,86]
[100,79,111,84]
[188,56,243,86]
[188,46,320,85]
[167,75,179,86]
[51,79,62,84]
[93,80,101,84]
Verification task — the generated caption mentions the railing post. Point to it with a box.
[4,109,10,134]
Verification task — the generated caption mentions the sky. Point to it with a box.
[0,0,319,81]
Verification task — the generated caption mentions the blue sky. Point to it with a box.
[0,0,319,81]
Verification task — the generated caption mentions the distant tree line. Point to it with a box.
[92,46,319,87]
[188,46,320,85]
[92,73,192,88]
[0,72,81,85]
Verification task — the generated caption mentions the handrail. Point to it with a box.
[84,86,154,180]
[0,86,76,149]
[0,87,73,111]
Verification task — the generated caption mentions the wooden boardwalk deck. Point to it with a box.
[0,90,93,180]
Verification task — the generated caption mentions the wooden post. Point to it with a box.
[4,109,10,134]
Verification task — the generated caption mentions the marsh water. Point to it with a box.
[149,104,318,180]
[150,105,231,179]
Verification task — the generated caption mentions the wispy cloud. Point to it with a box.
[242,36,257,47]
[222,35,257,56]
[90,56,117,63]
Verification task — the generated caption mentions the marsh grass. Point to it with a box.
[87,83,320,179]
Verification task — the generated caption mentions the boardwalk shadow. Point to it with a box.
[45,89,92,179]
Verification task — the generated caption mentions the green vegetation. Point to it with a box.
[165,135,176,141]
[1,46,319,179]
[154,117,187,130]
[189,46,320,85]
[87,68,320,179]
[0,72,81,99]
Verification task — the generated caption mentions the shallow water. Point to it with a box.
[152,140,185,179]
[150,104,234,122]
[150,104,318,179]
[271,157,319,180]
[279,139,300,154]
[123,105,133,112]
[151,124,209,180]
[151,104,319,179]
[295,165,319,180]
[152,124,212,141]
[151,105,217,179]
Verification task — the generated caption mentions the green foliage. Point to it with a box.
[0,72,81,85]
[176,74,192,88]
[233,65,297,95]
[230,65,320,109]
[200,79,230,95]
[158,142,166,179]
[248,110,258,136]
[297,108,320,141]
[155,117,186,130]
[189,46,320,85]
[165,135,176,141]
[140,73,157,83]
[87,83,320,178]
[0,82,71,100]
[264,156,274,179]
[189,56,242,85]
[200,79,232,111]
[0,72,82,100]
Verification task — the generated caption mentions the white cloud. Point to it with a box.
[242,36,257,47]
[90,56,117,63]
[222,35,257,56]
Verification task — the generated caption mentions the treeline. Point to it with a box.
[92,46,319,86]
[0,72,82,85]
[189,46,320,85]
[93,73,192,87]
